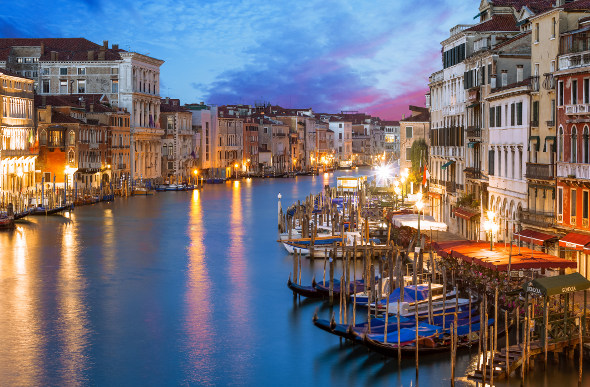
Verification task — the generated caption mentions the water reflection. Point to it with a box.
[58,219,90,385]
[0,226,43,386]
[183,188,214,384]
[102,208,116,275]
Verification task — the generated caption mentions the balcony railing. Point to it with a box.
[525,162,555,180]
[565,104,590,115]
[542,73,555,90]
[546,120,555,127]
[117,163,127,169]
[464,167,482,180]
[558,51,590,71]
[557,162,590,179]
[466,127,481,138]
[445,181,456,193]
[531,120,539,127]
[1,148,39,157]
[520,210,555,227]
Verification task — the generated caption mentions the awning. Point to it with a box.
[528,136,540,151]
[473,11,483,19]
[441,160,455,169]
[543,136,556,152]
[467,103,479,109]
[514,229,558,246]
[559,232,590,251]
[524,272,590,297]
[468,141,480,148]
[428,192,441,199]
[390,214,448,232]
[454,207,480,220]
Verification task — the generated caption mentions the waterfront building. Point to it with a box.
[554,12,590,279]
[429,3,527,233]
[0,38,164,181]
[218,117,243,177]
[328,118,352,163]
[186,103,218,174]
[257,117,289,173]
[0,69,36,193]
[243,118,259,174]
[160,98,194,183]
[400,105,430,173]
[382,120,400,160]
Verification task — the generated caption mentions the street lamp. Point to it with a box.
[16,166,23,192]
[234,163,239,179]
[400,168,409,205]
[484,210,499,251]
[394,184,401,210]
[415,191,424,242]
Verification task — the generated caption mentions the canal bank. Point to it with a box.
[0,168,587,386]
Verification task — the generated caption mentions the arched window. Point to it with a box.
[584,126,589,163]
[68,150,75,164]
[572,126,578,163]
[40,129,47,145]
[69,130,75,146]
[558,126,564,161]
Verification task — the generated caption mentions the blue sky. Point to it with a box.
[1,0,480,119]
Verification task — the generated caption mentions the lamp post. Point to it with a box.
[484,210,499,251]
[400,168,409,205]
[234,163,239,180]
[394,184,401,210]
[415,191,424,242]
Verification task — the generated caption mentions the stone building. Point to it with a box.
[160,98,194,183]
[0,69,36,193]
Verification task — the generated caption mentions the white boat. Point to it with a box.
[281,231,381,257]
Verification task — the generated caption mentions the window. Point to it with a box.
[77,67,86,75]
[517,65,523,82]
[489,106,495,127]
[558,187,563,218]
[510,103,515,126]
[339,123,343,128]
[551,99,556,123]
[585,126,590,164]
[573,79,579,105]
[585,79,590,104]
[40,130,47,145]
[551,17,556,39]
[41,68,49,75]
[60,68,68,76]
[516,102,523,125]
[69,131,75,145]
[572,126,578,163]
[572,189,577,217]
[558,126,564,161]
[405,147,412,161]
[496,105,501,127]
[77,79,86,93]
[111,68,118,75]
[501,71,507,87]
[535,23,539,43]
[111,79,118,93]
[339,133,342,140]
[489,149,494,175]
[42,79,50,93]
[59,80,67,94]
[406,126,413,138]
[532,101,539,124]
[584,191,589,221]
[558,81,564,106]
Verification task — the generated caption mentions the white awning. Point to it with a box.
[390,214,448,232]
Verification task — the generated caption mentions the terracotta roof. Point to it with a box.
[465,14,519,32]
[454,207,480,220]
[490,77,532,94]
[381,120,400,126]
[400,106,430,123]
[562,0,590,10]
[160,99,190,113]
[34,94,115,112]
[489,0,554,12]
[492,30,531,51]
[51,111,82,124]
[0,38,124,62]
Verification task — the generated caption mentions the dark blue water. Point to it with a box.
[0,169,587,386]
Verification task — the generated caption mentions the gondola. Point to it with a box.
[287,275,323,298]
[29,204,74,215]
[0,215,15,229]
[313,277,369,297]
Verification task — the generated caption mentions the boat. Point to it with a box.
[387,296,474,318]
[351,276,413,306]
[0,215,15,229]
[29,204,74,215]
[281,232,381,257]
[133,186,154,195]
[373,283,457,311]
[287,275,323,298]
[313,277,372,297]
[205,178,225,184]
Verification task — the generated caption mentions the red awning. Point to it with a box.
[454,207,480,220]
[514,229,558,246]
[559,232,590,251]
[429,192,441,199]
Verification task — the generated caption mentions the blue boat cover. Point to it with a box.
[368,322,442,343]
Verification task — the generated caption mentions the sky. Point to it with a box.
[1,0,480,120]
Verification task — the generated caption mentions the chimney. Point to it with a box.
[112,44,119,50]
[98,50,105,61]
[50,51,57,61]
[90,103,94,112]
[103,40,108,49]
[166,97,170,104]
[88,50,94,60]
[40,42,45,56]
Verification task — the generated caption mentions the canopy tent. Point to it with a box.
[390,214,448,232]
[433,241,577,271]
[513,229,558,246]
[559,232,590,251]
[525,272,590,296]
[454,207,480,220]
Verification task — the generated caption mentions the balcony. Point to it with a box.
[464,167,482,180]
[90,142,99,149]
[525,162,555,180]
[117,163,127,169]
[546,120,555,127]
[565,104,590,115]
[520,210,555,228]
[531,120,539,127]
[445,181,456,193]
[557,162,590,179]
[542,73,555,90]
[558,51,590,71]
[466,126,481,138]
[1,148,39,157]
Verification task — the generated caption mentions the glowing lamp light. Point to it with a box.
[193,169,198,175]
[234,163,239,168]
[16,166,24,178]
[415,200,424,211]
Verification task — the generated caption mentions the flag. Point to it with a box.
[422,165,430,186]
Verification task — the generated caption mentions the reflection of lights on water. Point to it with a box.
[233,180,240,188]
[192,189,200,202]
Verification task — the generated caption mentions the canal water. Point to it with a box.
[0,168,587,386]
